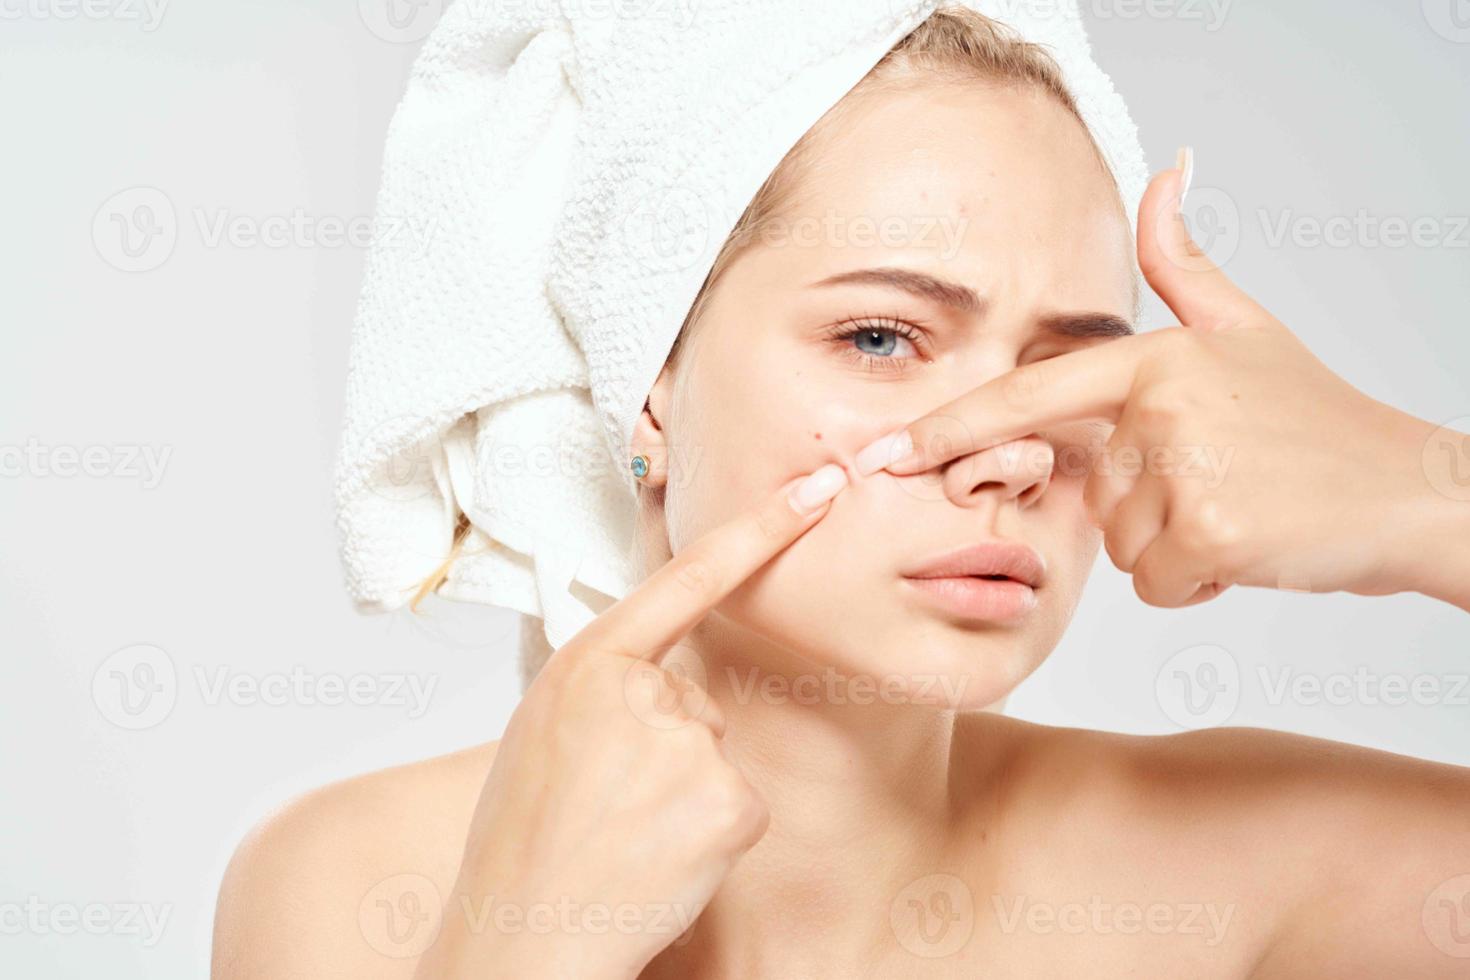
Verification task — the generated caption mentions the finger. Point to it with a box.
[1131,524,1216,608]
[573,464,849,661]
[1179,581,1230,606]
[861,332,1156,477]
[1100,475,1168,575]
[1083,424,1144,530]
[1137,150,1263,333]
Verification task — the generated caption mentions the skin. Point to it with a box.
[211,79,1470,979]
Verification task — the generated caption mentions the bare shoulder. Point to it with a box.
[967,717,1470,976]
[211,740,501,980]
[991,719,1470,874]
[973,715,1470,834]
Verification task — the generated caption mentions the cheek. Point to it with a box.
[666,356,891,550]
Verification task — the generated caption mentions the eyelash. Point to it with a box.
[824,316,928,373]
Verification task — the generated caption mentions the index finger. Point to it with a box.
[859,331,1159,477]
[568,464,849,661]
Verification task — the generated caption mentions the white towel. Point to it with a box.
[333,0,1149,684]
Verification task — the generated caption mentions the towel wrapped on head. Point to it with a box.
[333,0,1148,685]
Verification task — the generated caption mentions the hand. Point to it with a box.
[856,153,1465,608]
[413,466,850,979]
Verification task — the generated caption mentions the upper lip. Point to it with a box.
[901,540,1046,589]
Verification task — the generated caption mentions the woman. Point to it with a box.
[213,6,1470,977]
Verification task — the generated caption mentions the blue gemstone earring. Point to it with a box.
[630,454,650,480]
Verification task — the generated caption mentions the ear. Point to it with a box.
[629,361,677,489]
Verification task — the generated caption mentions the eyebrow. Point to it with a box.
[810,266,1134,338]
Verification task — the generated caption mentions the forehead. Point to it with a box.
[774,79,1136,317]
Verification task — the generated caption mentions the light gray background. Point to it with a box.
[2,1,1467,976]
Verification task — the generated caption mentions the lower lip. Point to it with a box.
[901,576,1037,622]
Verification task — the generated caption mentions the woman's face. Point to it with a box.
[644,79,1136,709]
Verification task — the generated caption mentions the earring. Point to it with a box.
[630,454,651,480]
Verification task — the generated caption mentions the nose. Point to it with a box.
[941,436,1054,509]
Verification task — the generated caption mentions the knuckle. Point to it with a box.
[1188,498,1246,550]
[702,773,756,831]
[1132,567,1166,607]
[1148,325,1191,356]
[738,792,770,841]
[1172,502,1249,581]
[1132,386,1185,427]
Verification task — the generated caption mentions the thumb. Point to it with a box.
[1137,148,1261,332]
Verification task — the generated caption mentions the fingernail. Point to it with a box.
[788,464,848,515]
[1175,145,1195,208]
[855,430,913,477]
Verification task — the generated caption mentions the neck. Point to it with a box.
[643,614,989,978]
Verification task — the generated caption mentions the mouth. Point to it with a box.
[899,540,1045,623]
[900,540,1045,588]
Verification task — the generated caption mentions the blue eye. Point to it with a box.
[826,317,924,373]
[853,328,899,357]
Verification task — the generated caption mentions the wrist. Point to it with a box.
[416,876,647,980]
[1381,417,1470,611]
